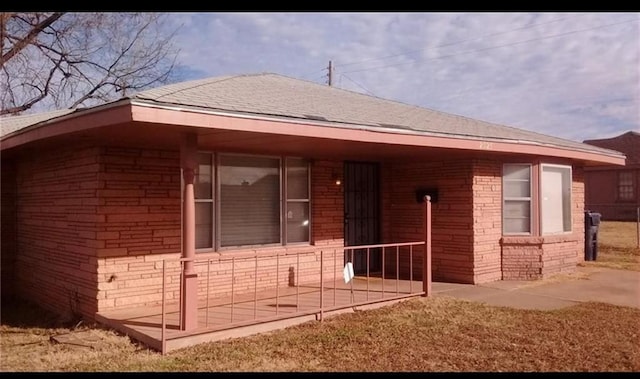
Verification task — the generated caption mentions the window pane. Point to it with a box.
[504,200,530,219]
[195,153,212,200]
[503,164,531,234]
[287,201,309,243]
[287,158,309,200]
[619,172,633,185]
[504,181,530,198]
[504,164,530,180]
[195,202,212,249]
[620,188,634,200]
[541,165,572,234]
[504,217,531,234]
[219,155,280,247]
[504,200,531,233]
[619,172,634,200]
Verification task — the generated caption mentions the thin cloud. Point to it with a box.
[169,12,639,142]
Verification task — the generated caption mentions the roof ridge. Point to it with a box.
[583,130,640,143]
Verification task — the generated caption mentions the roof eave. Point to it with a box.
[0,99,133,151]
[129,99,626,166]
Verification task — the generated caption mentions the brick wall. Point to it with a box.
[95,147,182,310]
[6,142,587,318]
[96,153,344,312]
[572,167,586,263]
[1,160,17,299]
[501,237,544,280]
[13,145,102,319]
[501,234,582,280]
[311,160,344,246]
[381,160,475,283]
[471,160,503,283]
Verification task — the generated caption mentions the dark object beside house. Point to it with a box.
[584,210,601,261]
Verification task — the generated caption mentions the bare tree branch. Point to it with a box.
[0,12,63,68]
[0,12,180,115]
[0,56,62,115]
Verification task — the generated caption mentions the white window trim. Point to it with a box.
[502,163,533,236]
[540,163,572,235]
[284,157,312,246]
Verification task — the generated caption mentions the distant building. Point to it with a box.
[583,131,640,221]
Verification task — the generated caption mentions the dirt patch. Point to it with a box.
[50,329,113,350]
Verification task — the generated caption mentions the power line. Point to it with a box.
[340,74,375,96]
[341,18,639,76]
[300,67,328,81]
[338,14,581,69]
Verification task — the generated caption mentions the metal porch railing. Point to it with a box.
[159,241,425,353]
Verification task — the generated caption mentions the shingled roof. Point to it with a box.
[583,131,640,165]
[0,73,625,159]
[0,108,77,138]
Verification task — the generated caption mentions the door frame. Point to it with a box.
[343,161,381,274]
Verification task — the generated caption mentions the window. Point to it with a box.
[503,164,532,234]
[541,164,572,235]
[286,158,310,243]
[219,155,281,247]
[195,154,213,249]
[618,171,634,201]
[192,152,310,250]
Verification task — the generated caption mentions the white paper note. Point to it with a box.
[343,262,354,283]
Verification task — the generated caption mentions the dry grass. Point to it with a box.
[579,221,640,271]
[2,220,639,372]
[2,296,639,372]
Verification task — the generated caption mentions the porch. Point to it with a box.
[96,241,430,354]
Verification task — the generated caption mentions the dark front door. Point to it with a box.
[344,161,381,274]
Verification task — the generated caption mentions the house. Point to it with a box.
[583,131,639,221]
[0,73,625,352]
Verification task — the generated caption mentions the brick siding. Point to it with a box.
[12,145,102,319]
[381,160,476,283]
[4,144,588,318]
[1,160,17,299]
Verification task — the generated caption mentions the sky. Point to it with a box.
[165,12,639,143]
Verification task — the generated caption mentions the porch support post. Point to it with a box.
[422,195,432,296]
[181,132,198,330]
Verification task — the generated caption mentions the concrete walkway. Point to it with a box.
[432,266,640,310]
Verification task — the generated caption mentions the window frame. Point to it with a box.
[190,151,311,252]
[194,151,215,250]
[216,152,283,250]
[617,170,635,202]
[502,163,533,236]
[540,163,572,235]
[283,157,312,245]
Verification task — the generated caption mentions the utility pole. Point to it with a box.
[326,60,333,86]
